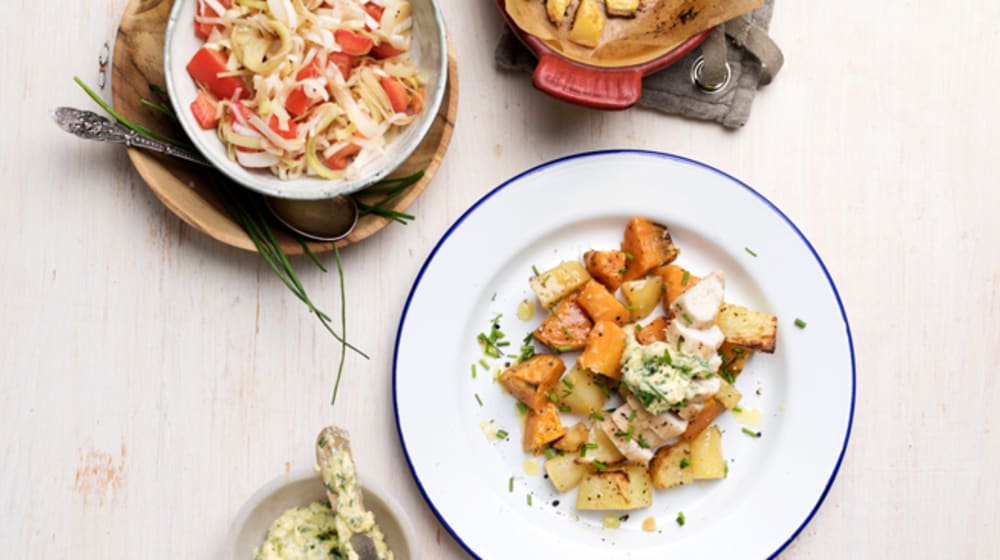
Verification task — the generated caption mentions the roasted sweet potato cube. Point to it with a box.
[654,264,700,310]
[621,217,680,282]
[534,295,593,351]
[578,321,626,380]
[718,342,753,380]
[635,317,668,345]
[717,304,777,353]
[498,355,566,411]
[681,398,722,442]
[583,250,628,292]
[577,280,629,325]
[524,402,567,452]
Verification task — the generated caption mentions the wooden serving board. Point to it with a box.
[111,0,458,254]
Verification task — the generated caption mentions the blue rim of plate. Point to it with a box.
[392,149,856,560]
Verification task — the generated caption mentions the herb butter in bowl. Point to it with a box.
[227,467,414,560]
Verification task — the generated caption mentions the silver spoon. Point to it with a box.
[52,107,359,241]
[316,426,380,560]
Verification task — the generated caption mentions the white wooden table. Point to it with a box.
[2,0,998,558]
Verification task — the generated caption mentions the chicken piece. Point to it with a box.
[546,0,572,25]
[605,0,640,17]
[669,271,725,327]
[664,320,725,370]
[623,393,688,442]
[600,418,653,465]
[569,0,606,48]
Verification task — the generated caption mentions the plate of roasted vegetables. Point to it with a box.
[394,150,854,558]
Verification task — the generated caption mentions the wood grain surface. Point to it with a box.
[2,0,999,559]
[112,0,458,254]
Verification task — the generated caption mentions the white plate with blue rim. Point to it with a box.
[394,150,855,559]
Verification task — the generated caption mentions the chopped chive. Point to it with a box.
[580,443,598,457]
[554,345,574,354]
[593,460,608,472]
[560,326,573,339]
[547,391,559,403]
[679,457,690,469]
[532,265,541,277]
[724,462,730,478]
[618,267,628,274]
[558,404,571,413]
[495,429,509,439]
[732,406,743,413]
[745,247,758,257]
[508,476,514,492]
[589,411,605,422]
[794,318,807,329]
[637,434,650,449]
[471,364,478,379]
[742,427,761,438]
[562,378,575,389]
[544,447,555,460]
[634,324,643,332]
[496,341,511,347]
[475,394,483,407]
[624,252,635,261]
[318,436,327,448]
[732,347,745,355]
[681,270,690,285]
[624,304,638,311]
[676,512,686,526]
[527,493,533,506]
[516,402,529,414]
[682,312,693,325]
[479,358,490,369]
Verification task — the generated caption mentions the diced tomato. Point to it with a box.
[190,91,219,129]
[335,29,373,56]
[186,47,247,100]
[268,114,298,140]
[195,0,232,40]
[371,42,405,59]
[296,63,321,81]
[410,88,425,114]
[380,77,409,113]
[325,144,362,170]
[362,2,385,23]
[328,52,354,80]
[285,88,312,118]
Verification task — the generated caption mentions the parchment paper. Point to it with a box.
[505,0,763,67]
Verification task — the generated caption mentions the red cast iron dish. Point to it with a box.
[497,0,711,110]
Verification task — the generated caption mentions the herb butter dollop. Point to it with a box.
[620,335,716,415]
[254,502,342,560]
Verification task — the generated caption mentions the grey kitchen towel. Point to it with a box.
[495,0,778,128]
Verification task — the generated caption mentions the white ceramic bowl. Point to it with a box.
[226,467,416,560]
[164,0,447,200]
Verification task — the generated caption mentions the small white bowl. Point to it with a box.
[163,0,447,200]
[225,467,416,560]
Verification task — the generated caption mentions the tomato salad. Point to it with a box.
[185,0,426,180]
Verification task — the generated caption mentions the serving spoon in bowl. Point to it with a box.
[52,106,359,242]
[316,426,381,560]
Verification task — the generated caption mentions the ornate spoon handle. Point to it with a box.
[51,107,209,167]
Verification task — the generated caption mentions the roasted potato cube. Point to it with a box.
[546,0,572,25]
[622,217,680,282]
[577,280,629,325]
[583,250,628,292]
[621,277,664,321]
[568,0,605,48]
[689,425,725,479]
[530,261,591,310]
[635,316,667,345]
[648,442,694,489]
[498,355,566,411]
[717,304,777,353]
[578,321,626,380]
[576,426,625,465]
[654,264,700,310]
[605,0,640,17]
[545,453,592,492]
[715,378,742,410]
[558,365,609,414]
[534,295,593,351]
[524,402,568,452]
[576,465,653,511]
[553,422,590,453]
[681,398,722,442]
